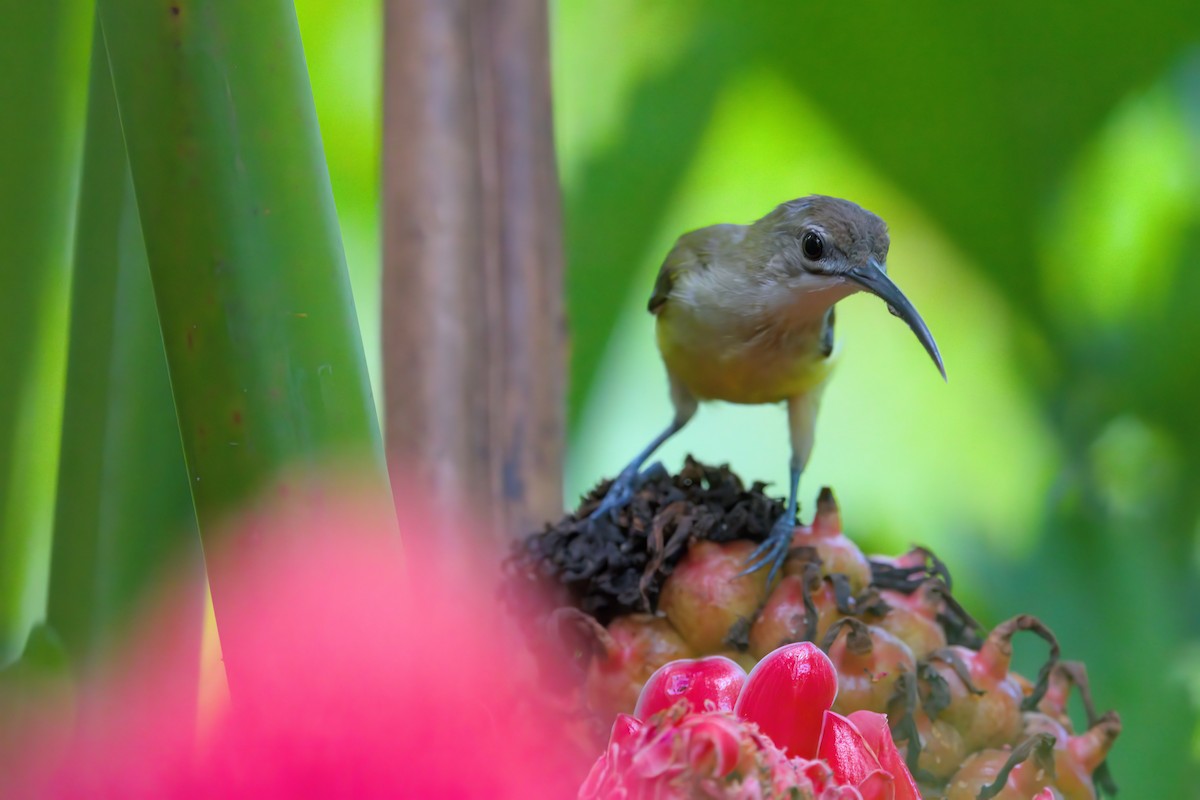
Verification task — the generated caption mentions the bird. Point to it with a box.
[589,194,946,582]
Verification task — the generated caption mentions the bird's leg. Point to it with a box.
[740,390,821,583]
[587,421,676,519]
[739,460,801,582]
[589,378,696,522]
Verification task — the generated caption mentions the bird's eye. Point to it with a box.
[801,230,825,260]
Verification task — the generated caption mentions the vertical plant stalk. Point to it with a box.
[383,1,492,532]
[48,20,202,685]
[0,0,92,666]
[383,0,564,541]
[97,1,393,682]
[479,0,566,538]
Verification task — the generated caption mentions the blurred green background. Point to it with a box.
[554,4,1200,795]
[3,0,1200,795]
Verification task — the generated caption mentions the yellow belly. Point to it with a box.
[656,312,837,404]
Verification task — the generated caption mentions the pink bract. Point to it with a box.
[735,641,838,759]
[634,655,747,719]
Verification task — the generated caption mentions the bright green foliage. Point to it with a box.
[96,0,387,532]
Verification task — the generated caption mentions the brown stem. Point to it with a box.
[855,587,892,619]
[830,573,856,614]
[867,545,952,591]
[798,563,820,642]
[868,561,928,591]
[813,486,841,534]
[928,648,985,695]
[1050,661,1098,724]
[1039,657,1119,795]
[921,546,954,590]
[1095,758,1119,797]
[1008,616,1061,712]
[931,581,985,648]
[1073,712,1122,774]
[976,615,1060,710]
[976,732,1057,800]
[977,617,1019,680]
[382,0,564,541]
[916,660,954,719]
[820,617,875,656]
[887,671,939,784]
[640,501,691,610]
[548,606,611,664]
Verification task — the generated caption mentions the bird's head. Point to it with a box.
[758,195,946,380]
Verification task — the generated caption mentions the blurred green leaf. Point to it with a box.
[1043,87,1198,330]
[295,0,383,404]
[0,624,73,753]
[737,2,1200,325]
[975,494,1198,796]
[96,0,389,534]
[0,1,93,666]
[47,19,202,672]
[563,21,734,427]
[556,5,1200,795]
[562,3,1200,431]
[564,71,1059,552]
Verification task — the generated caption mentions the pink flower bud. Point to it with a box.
[735,642,837,758]
[818,710,884,789]
[634,655,747,719]
[847,711,921,800]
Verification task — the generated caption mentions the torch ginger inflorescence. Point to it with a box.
[513,459,1121,800]
[582,644,920,800]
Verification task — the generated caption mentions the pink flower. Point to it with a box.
[5,485,590,799]
[583,646,924,799]
[581,704,827,799]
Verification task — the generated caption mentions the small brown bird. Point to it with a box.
[591,195,945,580]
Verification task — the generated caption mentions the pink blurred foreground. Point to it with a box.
[5,486,587,798]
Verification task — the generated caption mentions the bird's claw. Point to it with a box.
[588,461,665,522]
[588,479,634,522]
[738,514,796,584]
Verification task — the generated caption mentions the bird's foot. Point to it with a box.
[587,461,667,523]
[738,513,797,584]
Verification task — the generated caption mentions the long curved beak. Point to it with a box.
[846,259,946,380]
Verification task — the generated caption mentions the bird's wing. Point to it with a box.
[820,306,836,358]
[647,262,679,315]
[647,227,723,315]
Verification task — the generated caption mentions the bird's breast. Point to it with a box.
[655,291,838,404]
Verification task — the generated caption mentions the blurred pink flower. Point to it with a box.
[6,485,589,799]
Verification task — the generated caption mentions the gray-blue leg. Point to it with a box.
[739,390,822,583]
[588,417,686,521]
[739,460,801,583]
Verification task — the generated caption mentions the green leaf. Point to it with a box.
[0,1,93,666]
[47,18,202,672]
[0,624,73,746]
[96,0,389,531]
[563,22,733,427]
[736,1,1200,323]
[561,3,1200,431]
